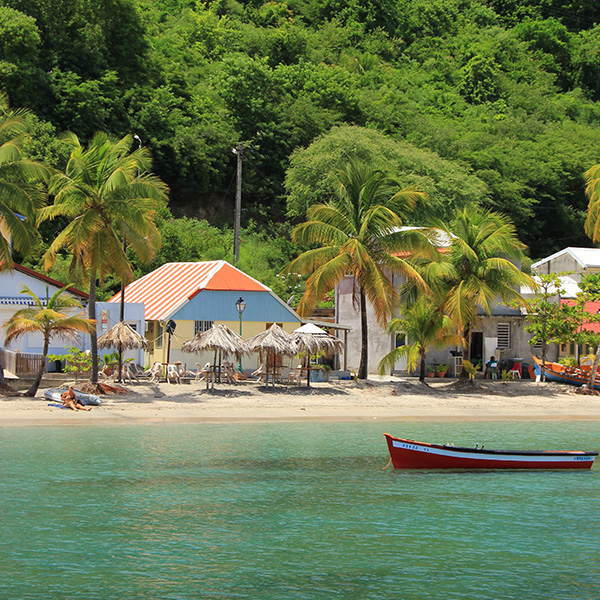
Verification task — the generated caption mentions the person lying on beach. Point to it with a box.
[61,387,91,412]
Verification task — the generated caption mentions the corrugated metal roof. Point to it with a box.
[108,261,270,321]
[532,247,600,270]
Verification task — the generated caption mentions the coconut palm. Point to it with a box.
[584,163,600,243]
[378,299,461,382]
[39,132,169,385]
[582,164,600,385]
[285,157,427,379]
[3,285,95,396]
[423,206,535,365]
[0,94,49,388]
[0,93,48,270]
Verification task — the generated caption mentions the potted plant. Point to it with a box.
[427,365,436,378]
[436,363,449,378]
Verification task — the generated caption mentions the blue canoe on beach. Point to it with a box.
[43,388,102,406]
[532,356,600,390]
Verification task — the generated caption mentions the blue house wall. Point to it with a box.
[172,290,300,323]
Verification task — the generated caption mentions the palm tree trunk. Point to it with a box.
[88,273,99,384]
[419,347,426,382]
[588,343,600,389]
[25,336,49,397]
[358,288,368,380]
[459,325,471,380]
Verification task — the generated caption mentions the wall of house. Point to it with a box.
[336,275,394,375]
[89,302,146,369]
[0,271,85,354]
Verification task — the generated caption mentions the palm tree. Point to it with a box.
[584,163,600,243]
[378,299,461,382]
[0,93,48,269]
[583,163,600,386]
[3,285,95,396]
[0,94,49,387]
[39,132,169,385]
[285,157,427,379]
[424,207,535,367]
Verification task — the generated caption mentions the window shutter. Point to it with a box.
[497,323,510,349]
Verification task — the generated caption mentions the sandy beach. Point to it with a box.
[1,377,599,426]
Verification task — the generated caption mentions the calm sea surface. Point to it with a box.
[0,421,598,600]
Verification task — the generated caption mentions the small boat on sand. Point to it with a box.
[384,434,597,470]
[532,356,600,390]
[44,388,101,406]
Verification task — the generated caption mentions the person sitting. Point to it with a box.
[61,387,91,412]
[485,356,499,379]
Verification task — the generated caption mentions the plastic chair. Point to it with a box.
[509,362,522,379]
[166,364,180,384]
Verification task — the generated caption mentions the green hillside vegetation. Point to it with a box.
[1,0,600,301]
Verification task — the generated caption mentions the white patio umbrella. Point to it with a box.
[291,323,343,387]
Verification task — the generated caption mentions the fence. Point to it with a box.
[0,348,46,376]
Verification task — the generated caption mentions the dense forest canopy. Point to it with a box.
[1,0,600,298]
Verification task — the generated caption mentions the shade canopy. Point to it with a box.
[291,324,344,355]
[181,323,248,358]
[246,323,297,357]
[97,322,148,351]
[247,323,297,387]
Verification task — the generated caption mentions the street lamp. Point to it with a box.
[236,297,246,372]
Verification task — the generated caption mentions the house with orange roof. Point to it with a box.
[110,260,301,369]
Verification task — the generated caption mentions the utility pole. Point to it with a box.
[233,142,242,264]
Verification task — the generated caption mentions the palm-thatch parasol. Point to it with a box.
[246,323,297,387]
[98,322,148,351]
[97,322,148,384]
[181,323,249,390]
[291,323,344,387]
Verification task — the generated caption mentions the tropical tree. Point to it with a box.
[584,163,600,243]
[0,93,49,388]
[0,93,48,269]
[284,157,427,379]
[3,285,95,396]
[581,161,600,387]
[378,298,461,382]
[39,132,169,385]
[416,206,535,371]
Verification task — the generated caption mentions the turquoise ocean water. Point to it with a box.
[0,420,598,600]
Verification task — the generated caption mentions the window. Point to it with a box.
[497,323,510,349]
[195,320,213,335]
[532,338,542,351]
[395,334,406,348]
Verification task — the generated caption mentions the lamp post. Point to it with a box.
[235,297,246,372]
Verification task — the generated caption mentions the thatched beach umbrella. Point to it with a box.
[291,323,344,387]
[247,323,297,387]
[98,322,148,351]
[98,322,147,382]
[181,323,248,390]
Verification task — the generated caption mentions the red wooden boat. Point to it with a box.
[384,434,597,470]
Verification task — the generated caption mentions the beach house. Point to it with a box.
[0,263,89,374]
[110,261,301,370]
